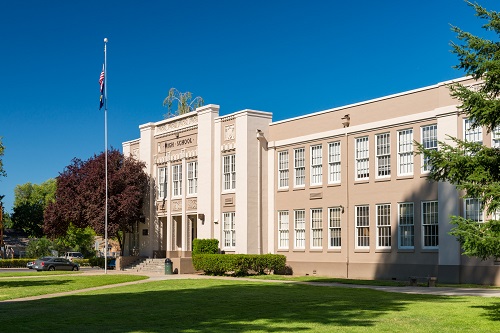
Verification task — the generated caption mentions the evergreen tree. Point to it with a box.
[417,1,500,260]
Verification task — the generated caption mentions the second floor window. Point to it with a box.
[328,142,341,183]
[465,198,483,222]
[294,148,305,187]
[355,137,369,180]
[187,161,198,195]
[376,133,391,177]
[464,118,482,143]
[310,145,322,185]
[398,129,413,175]
[172,164,182,197]
[223,154,236,191]
[422,125,437,172]
[158,167,167,199]
[278,151,289,189]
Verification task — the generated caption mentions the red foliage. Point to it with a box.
[44,149,149,246]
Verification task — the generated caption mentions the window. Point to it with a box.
[223,212,236,248]
[294,210,306,249]
[328,142,341,183]
[398,129,413,175]
[465,198,483,222]
[310,145,323,185]
[172,164,182,197]
[492,125,500,148]
[376,204,391,249]
[328,207,341,249]
[278,151,289,189]
[355,205,370,248]
[157,167,167,199]
[422,201,438,248]
[464,118,482,143]
[398,202,414,249]
[294,148,305,187]
[421,125,437,172]
[278,211,289,249]
[376,133,391,177]
[223,154,236,191]
[310,208,323,249]
[187,161,198,195]
[355,137,369,179]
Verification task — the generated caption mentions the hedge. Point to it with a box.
[0,258,91,268]
[192,253,286,276]
[192,239,219,255]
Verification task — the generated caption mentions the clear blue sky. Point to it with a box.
[0,0,496,213]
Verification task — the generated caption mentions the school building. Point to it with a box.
[122,77,500,285]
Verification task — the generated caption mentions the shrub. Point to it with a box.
[192,239,219,255]
[0,259,35,268]
[193,254,286,276]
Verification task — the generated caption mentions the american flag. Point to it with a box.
[99,65,105,109]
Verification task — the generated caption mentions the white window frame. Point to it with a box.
[355,137,369,180]
[157,166,168,199]
[492,125,500,148]
[397,129,414,176]
[278,151,289,189]
[310,208,323,249]
[328,207,341,249]
[310,145,323,186]
[294,148,305,187]
[376,133,391,178]
[355,205,370,249]
[187,161,198,195]
[464,118,483,143]
[223,212,236,249]
[223,154,236,191]
[294,209,306,249]
[422,201,439,249]
[398,202,414,249]
[421,125,437,173]
[328,142,341,184]
[278,211,289,249]
[464,198,483,222]
[376,204,391,249]
[172,164,182,197]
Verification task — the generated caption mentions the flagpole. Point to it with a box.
[104,37,108,274]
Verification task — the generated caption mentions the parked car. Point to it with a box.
[64,252,84,261]
[33,257,80,271]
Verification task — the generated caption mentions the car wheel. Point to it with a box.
[48,266,55,271]
[72,266,79,271]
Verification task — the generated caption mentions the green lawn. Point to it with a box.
[0,277,498,332]
[0,274,147,301]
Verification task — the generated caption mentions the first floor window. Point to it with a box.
[294,148,305,187]
[223,212,236,248]
[172,164,182,197]
[422,201,438,248]
[278,211,289,249]
[328,207,341,249]
[294,210,306,249]
[356,205,370,248]
[310,208,323,249]
[398,202,414,249]
[278,151,289,188]
[465,198,483,222]
[223,154,236,190]
[376,204,391,249]
[157,166,167,199]
[187,161,198,195]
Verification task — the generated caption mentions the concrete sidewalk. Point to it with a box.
[2,269,500,303]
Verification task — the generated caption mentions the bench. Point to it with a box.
[409,276,437,287]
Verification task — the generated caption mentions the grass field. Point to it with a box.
[0,276,498,332]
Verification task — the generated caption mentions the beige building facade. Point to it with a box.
[123,77,500,285]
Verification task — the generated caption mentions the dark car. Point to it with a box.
[33,257,80,271]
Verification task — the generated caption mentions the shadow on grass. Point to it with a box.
[0,279,464,333]
[0,279,72,288]
[473,301,500,321]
